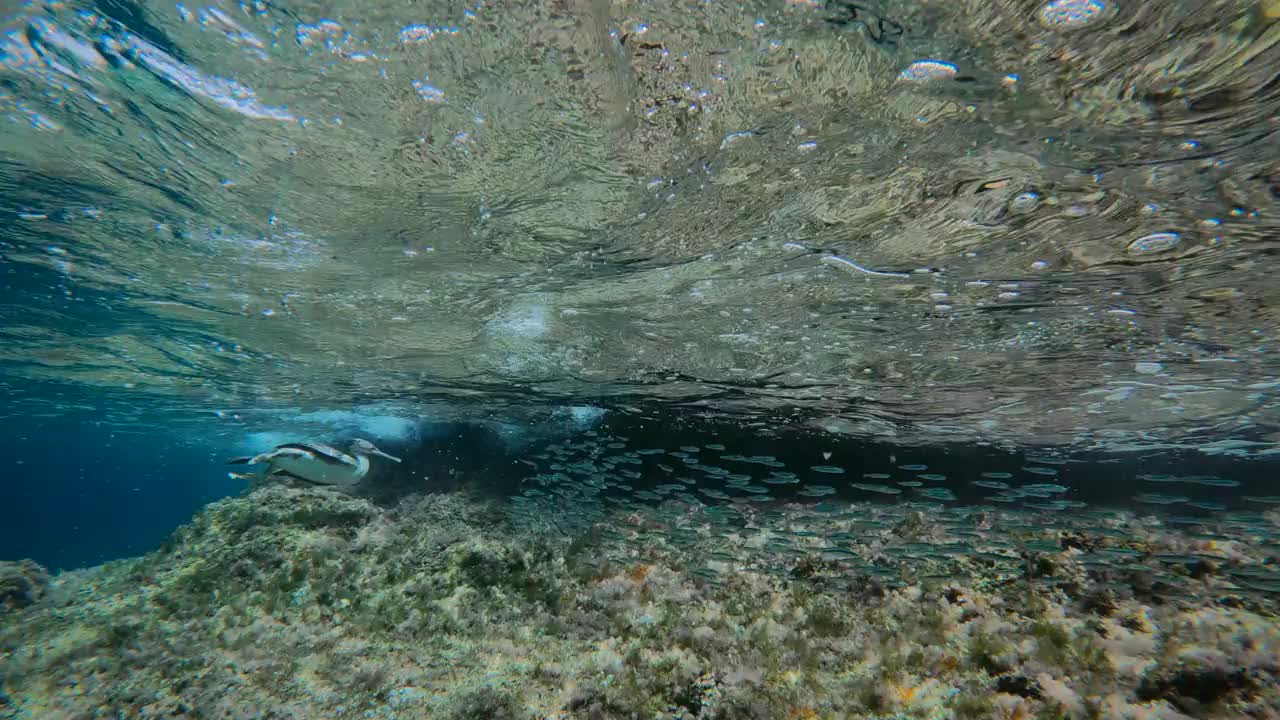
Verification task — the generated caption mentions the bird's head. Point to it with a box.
[350,438,402,463]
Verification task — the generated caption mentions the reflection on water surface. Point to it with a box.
[2,0,1279,450]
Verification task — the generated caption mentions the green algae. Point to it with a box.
[2,486,1278,719]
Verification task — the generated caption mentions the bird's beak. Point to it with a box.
[371,448,402,463]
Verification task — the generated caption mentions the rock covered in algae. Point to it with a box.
[0,559,50,612]
[1,485,1278,719]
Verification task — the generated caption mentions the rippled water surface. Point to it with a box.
[3,0,1279,450]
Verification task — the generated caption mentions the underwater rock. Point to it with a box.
[1137,663,1254,711]
[1127,568,1177,604]
[994,674,1042,699]
[1134,607,1280,714]
[1,488,1278,719]
[440,685,528,720]
[789,555,837,580]
[0,559,50,612]
[1080,588,1119,616]
[1188,558,1219,580]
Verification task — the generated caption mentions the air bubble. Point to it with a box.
[898,60,958,83]
[1127,231,1180,255]
[1038,0,1107,28]
[1010,192,1040,214]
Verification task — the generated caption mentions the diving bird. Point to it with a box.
[228,438,401,487]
